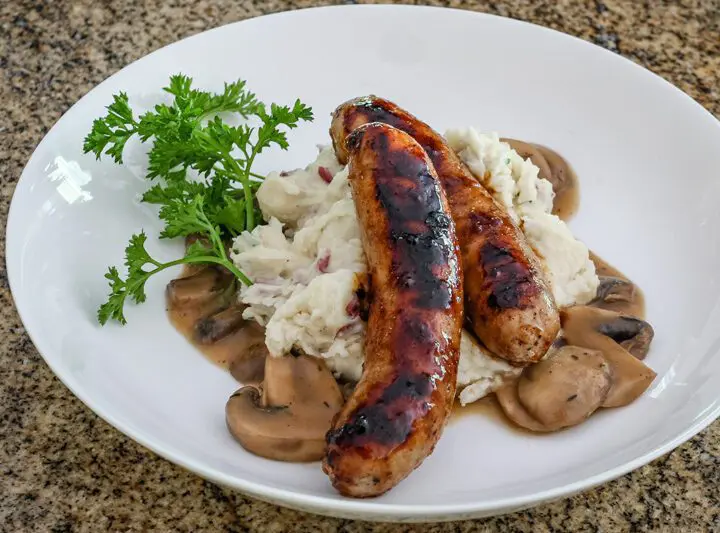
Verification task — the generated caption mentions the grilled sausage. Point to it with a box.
[330,96,559,366]
[323,123,464,498]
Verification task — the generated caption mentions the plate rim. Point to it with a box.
[6,3,720,522]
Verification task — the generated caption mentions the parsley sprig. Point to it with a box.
[84,74,313,325]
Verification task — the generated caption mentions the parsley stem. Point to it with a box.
[242,148,262,229]
[222,152,255,230]
[146,255,252,286]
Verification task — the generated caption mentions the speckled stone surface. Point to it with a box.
[1,1,718,531]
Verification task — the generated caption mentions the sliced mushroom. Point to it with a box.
[496,346,611,432]
[594,275,634,304]
[590,276,644,318]
[495,381,549,432]
[226,354,344,462]
[194,305,246,345]
[227,320,268,383]
[517,346,611,429]
[561,306,657,407]
[166,267,235,308]
[596,314,654,360]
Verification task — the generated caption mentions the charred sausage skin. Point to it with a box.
[323,123,464,498]
[330,96,560,366]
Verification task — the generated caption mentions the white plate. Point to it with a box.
[7,5,720,522]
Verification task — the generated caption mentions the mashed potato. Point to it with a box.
[458,332,519,406]
[232,131,598,405]
[231,148,366,380]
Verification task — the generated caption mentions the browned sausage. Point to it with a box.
[323,122,464,498]
[330,96,559,366]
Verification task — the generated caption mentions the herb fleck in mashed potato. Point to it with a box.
[232,131,598,404]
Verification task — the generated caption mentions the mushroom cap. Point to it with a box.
[561,306,657,407]
[517,346,611,429]
[596,315,654,360]
[166,267,235,308]
[226,387,329,462]
[590,276,644,318]
[194,304,247,345]
[228,335,267,383]
[226,355,344,462]
[193,306,268,383]
[495,382,552,433]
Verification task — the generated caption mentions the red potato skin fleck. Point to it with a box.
[318,166,333,183]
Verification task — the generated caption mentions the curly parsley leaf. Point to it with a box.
[85,74,312,324]
[97,196,252,326]
[83,93,138,164]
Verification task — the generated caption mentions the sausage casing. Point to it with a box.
[330,96,560,365]
[323,123,464,498]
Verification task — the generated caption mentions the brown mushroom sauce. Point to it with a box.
[168,141,656,450]
[166,257,268,384]
[166,240,346,462]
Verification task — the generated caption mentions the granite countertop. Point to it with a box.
[1,0,718,531]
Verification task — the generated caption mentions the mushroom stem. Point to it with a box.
[226,354,344,462]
